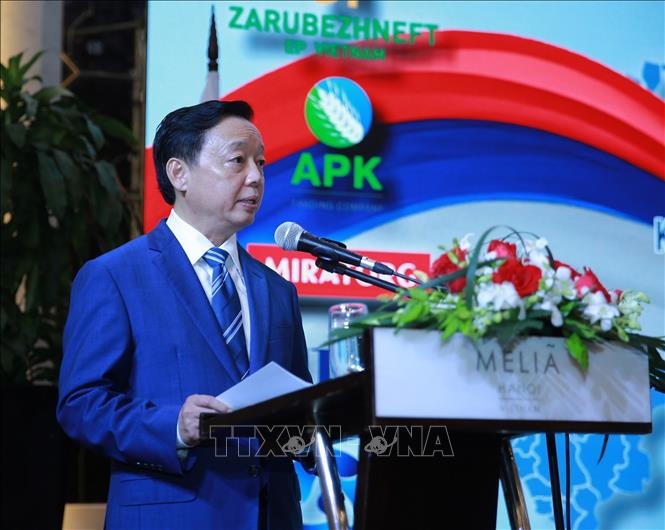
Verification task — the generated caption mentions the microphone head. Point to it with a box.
[274,222,304,250]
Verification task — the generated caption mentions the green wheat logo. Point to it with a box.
[305,77,372,149]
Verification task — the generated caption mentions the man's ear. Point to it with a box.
[166,158,188,192]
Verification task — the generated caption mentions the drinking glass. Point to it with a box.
[328,302,368,378]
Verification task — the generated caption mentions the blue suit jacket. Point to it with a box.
[57,221,312,530]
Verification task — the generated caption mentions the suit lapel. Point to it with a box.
[148,222,242,382]
[239,246,270,374]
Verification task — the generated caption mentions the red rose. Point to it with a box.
[488,240,518,260]
[575,267,610,301]
[492,259,542,297]
[554,260,580,279]
[431,246,467,293]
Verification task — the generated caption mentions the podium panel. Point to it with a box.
[371,329,652,434]
[201,329,652,529]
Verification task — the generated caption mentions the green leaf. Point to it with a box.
[441,316,459,339]
[93,114,138,147]
[564,318,597,340]
[37,151,67,219]
[17,51,43,78]
[355,310,397,328]
[80,135,97,158]
[408,288,429,302]
[53,149,82,205]
[460,319,472,335]
[94,160,125,233]
[523,309,551,321]
[456,305,472,320]
[4,123,26,147]
[493,318,544,347]
[559,300,577,315]
[396,301,426,326]
[615,326,629,342]
[85,115,105,150]
[566,333,588,371]
[34,85,73,104]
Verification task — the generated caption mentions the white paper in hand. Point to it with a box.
[215,361,312,410]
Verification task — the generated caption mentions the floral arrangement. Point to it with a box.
[346,226,664,393]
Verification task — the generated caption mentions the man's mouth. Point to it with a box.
[238,196,259,206]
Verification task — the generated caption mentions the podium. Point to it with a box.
[201,328,652,530]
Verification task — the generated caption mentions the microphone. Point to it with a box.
[274,222,395,275]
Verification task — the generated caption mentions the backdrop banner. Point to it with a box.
[145,2,664,528]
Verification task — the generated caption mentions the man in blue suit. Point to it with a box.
[57,100,312,530]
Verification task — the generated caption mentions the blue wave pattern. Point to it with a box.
[510,392,664,530]
[242,120,664,245]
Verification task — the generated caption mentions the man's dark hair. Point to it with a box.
[152,100,254,204]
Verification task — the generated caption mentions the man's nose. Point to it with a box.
[246,161,263,184]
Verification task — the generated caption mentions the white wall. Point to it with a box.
[1,0,63,86]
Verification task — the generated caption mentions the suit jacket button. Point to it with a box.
[248,465,260,477]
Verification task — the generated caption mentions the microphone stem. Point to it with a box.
[393,270,423,285]
[315,258,401,294]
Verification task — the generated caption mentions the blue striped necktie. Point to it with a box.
[203,248,249,377]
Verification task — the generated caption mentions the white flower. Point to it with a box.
[582,291,620,331]
[618,290,648,317]
[525,238,550,270]
[485,249,499,261]
[553,267,577,300]
[477,265,496,276]
[617,290,649,331]
[524,237,548,251]
[550,305,563,327]
[477,282,522,311]
[459,233,474,252]
[532,267,570,328]
[541,273,555,289]
[534,298,564,327]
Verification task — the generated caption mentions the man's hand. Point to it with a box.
[177,394,231,446]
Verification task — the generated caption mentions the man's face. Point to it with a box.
[173,116,265,243]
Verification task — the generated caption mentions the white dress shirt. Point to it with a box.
[166,210,251,452]
[166,209,251,354]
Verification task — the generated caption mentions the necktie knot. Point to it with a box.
[203,247,230,270]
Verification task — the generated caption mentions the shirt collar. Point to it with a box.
[166,209,242,272]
